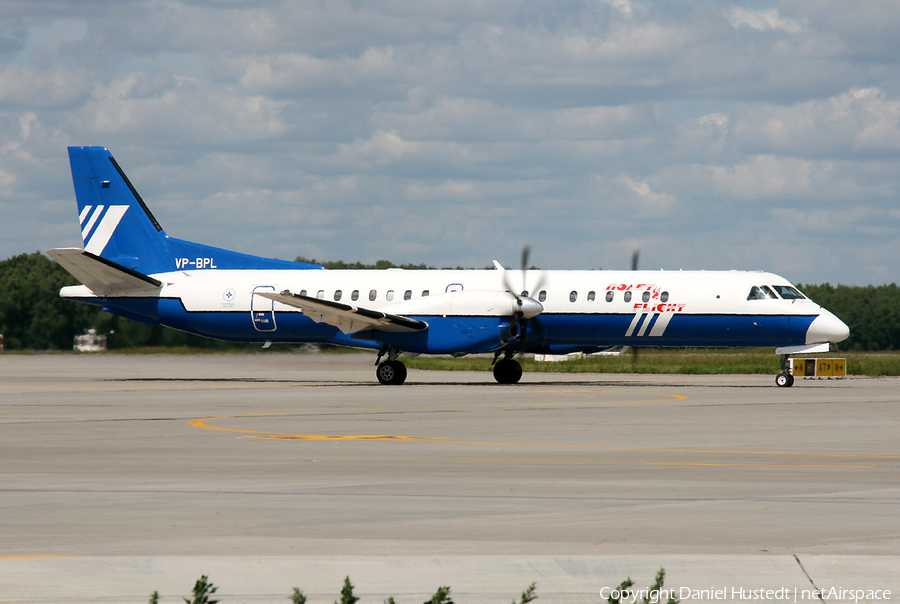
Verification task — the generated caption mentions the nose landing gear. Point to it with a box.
[775,371,794,387]
[775,354,794,387]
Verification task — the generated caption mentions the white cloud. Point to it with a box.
[617,175,677,213]
[224,47,412,96]
[729,7,802,34]
[0,60,94,108]
[769,206,880,235]
[698,113,728,127]
[708,155,819,200]
[68,73,288,144]
[336,131,421,169]
[591,173,678,220]
[0,168,15,198]
[404,179,549,203]
[729,87,900,156]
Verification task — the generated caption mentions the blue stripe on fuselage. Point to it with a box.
[523,312,814,348]
[99,298,816,351]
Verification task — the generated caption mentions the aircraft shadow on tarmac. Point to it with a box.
[110,376,843,388]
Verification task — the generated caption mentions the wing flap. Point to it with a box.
[256,290,428,334]
[47,248,162,296]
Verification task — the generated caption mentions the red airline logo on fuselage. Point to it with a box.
[634,302,686,313]
[607,283,661,294]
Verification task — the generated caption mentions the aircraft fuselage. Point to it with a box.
[61,267,846,355]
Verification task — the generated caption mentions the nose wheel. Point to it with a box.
[775,354,794,387]
[775,372,794,387]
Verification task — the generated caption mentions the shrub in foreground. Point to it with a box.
[152,569,676,603]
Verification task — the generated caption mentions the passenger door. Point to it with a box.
[251,286,277,332]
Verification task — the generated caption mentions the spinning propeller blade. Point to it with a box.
[500,245,544,349]
[630,248,640,364]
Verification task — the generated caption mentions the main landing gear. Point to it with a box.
[492,351,523,384]
[775,354,795,388]
[376,359,407,385]
[375,346,407,385]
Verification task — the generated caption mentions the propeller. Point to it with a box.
[630,247,640,368]
[500,245,544,349]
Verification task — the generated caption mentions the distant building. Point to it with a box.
[74,329,107,352]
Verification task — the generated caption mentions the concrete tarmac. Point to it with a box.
[1,352,898,602]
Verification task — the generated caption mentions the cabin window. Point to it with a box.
[369,289,377,301]
[624,291,632,303]
[642,291,650,303]
[521,290,529,298]
[334,290,342,301]
[569,291,578,303]
[588,291,595,302]
[605,291,614,302]
[422,290,430,297]
[299,289,307,297]
[660,291,669,302]
[771,285,806,300]
[316,290,325,300]
[386,290,395,301]
[538,290,547,303]
[404,290,412,301]
[351,290,359,301]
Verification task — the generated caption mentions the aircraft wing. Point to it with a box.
[47,248,162,295]
[256,290,428,335]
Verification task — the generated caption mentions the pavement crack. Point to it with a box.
[793,555,825,603]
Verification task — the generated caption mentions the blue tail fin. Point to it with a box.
[70,146,171,273]
[68,146,322,274]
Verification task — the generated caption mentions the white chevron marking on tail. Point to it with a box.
[81,205,104,241]
[84,205,128,255]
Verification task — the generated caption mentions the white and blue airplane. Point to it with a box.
[48,146,849,387]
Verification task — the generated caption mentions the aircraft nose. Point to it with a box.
[806,309,850,345]
[518,296,544,319]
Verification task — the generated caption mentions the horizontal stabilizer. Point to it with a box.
[47,248,162,296]
[256,290,428,335]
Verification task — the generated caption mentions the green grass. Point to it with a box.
[405,349,900,376]
[7,346,899,376]
[0,343,364,355]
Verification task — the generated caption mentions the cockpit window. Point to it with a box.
[747,285,777,300]
[771,285,806,300]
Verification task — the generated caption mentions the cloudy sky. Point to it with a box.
[2,0,899,285]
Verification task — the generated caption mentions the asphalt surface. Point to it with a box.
[1,352,898,602]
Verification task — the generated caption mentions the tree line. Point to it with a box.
[0,251,894,351]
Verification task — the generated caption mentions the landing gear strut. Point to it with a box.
[375,347,407,385]
[776,354,794,387]
[492,351,523,384]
